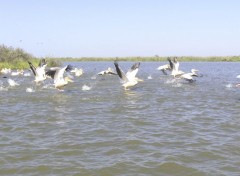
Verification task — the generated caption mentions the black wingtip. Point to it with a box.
[114,61,122,79]
[131,62,140,70]
[65,65,73,72]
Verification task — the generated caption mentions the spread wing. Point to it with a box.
[114,61,128,82]
[167,57,173,70]
[126,62,140,81]
[28,61,37,76]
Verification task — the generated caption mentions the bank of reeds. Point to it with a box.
[49,56,240,62]
[0,45,60,69]
[1,44,240,69]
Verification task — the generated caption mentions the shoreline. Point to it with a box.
[1,56,240,70]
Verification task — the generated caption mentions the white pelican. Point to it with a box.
[71,68,84,77]
[114,61,141,90]
[157,57,172,75]
[175,69,201,83]
[178,72,196,82]
[46,65,73,90]
[28,59,47,84]
[169,57,184,77]
[98,67,117,75]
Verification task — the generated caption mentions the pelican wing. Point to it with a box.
[108,71,117,75]
[126,68,139,81]
[28,61,37,76]
[130,62,140,71]
[46,69,57,79]
[114,61,128,82]
[65,65,73,72]
[107,67,117,75]
[38,59,47,67]
[125,62,140,80]
[167,58,174,70]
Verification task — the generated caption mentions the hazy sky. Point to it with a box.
[1,0,240,57]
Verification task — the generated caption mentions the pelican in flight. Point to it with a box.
[28,59,47,84]
[175,69,202,82]
[98,67,117,75]
[114,61,141,90]
[156,57,172,75]
[46,65,73,90]
[168,57,184,77]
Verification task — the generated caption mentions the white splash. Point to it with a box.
[82,84,91,91]
[42,84,55,89]
[172,83,183,87]
[23,72,31,77]
[0,86,8,91]
[7,79,19,87]
[225,84,233,88]
[165,79,176,84]
[147,75,152,79]
[26,87,35,93]
[236,75,240,79]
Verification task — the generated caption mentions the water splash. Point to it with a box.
[172,83,183,87]
[42,84,55,89]
[0,86,8,91]
[147,75,152,79]
[7,78,19,87]
[165,79,176,84]
[225,84,233,88]
[26,87,35,93]
[82,84,91,91]
[23,72,31,77]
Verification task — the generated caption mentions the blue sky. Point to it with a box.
[1,0,240,57]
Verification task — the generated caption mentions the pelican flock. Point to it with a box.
[1,57,240,92]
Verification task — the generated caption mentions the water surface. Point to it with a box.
[0,62,240,176]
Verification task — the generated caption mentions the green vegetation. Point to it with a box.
[49,55,240,62]
[0,44,240,69]
[0,45,60,69]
